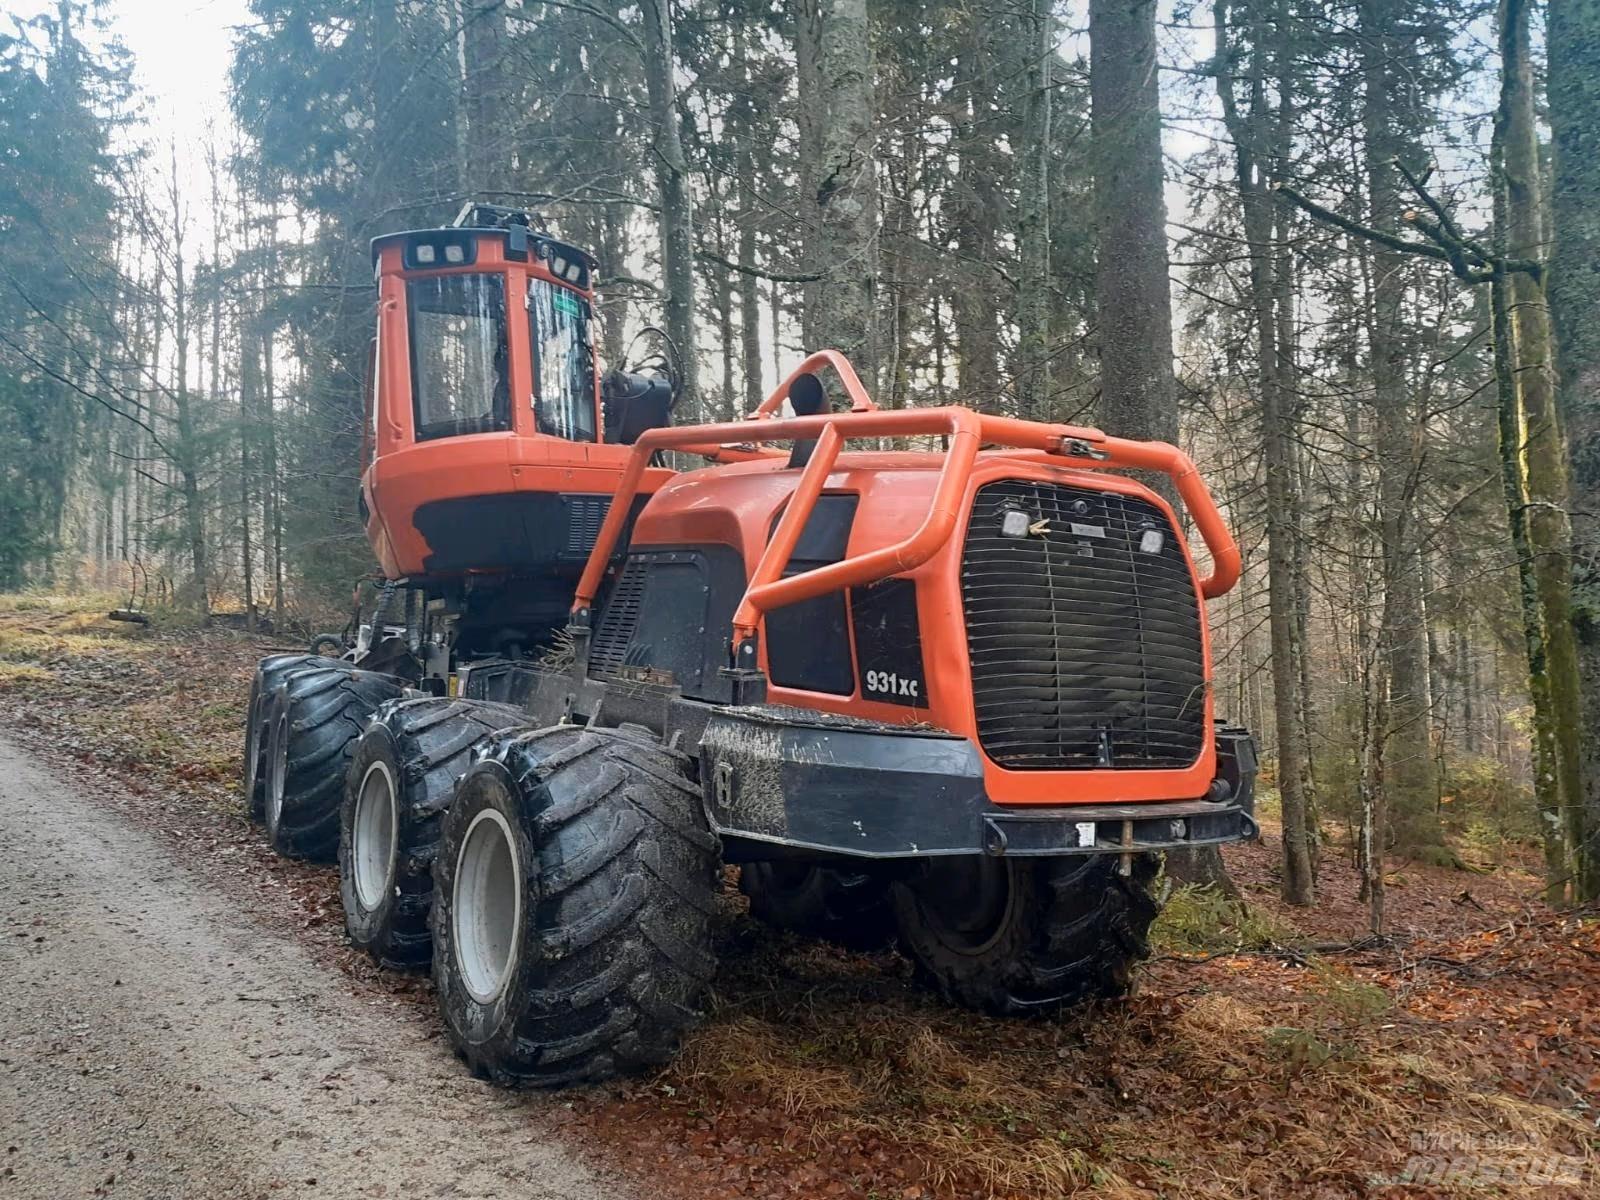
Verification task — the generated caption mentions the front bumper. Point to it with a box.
[699,706,1258,861]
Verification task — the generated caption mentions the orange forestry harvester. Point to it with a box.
[242,205,1258,1086]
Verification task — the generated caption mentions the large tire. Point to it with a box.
[264,665,406,861]
[891,853,1160,1015]
[432,725,720,1087]
[339,697,529,970]
[242,654,338,822]
[740,862,894,949]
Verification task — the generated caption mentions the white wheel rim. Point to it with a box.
[453,808,521,1005]
[266,705,288,828]
[246,710,263,788]
[352,761,398,911]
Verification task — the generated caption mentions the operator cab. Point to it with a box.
[360,206,675,588]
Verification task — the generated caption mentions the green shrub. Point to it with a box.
[1150,884,1303,955]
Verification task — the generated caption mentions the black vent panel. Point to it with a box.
[590,555,648,676]
[961,480,1206,771]
[563,495,613,559]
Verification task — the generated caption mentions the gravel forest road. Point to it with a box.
[0,732,625,1200]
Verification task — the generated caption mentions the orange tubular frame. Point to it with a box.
[573,354,1242,650]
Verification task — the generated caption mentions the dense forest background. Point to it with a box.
[3,0,1598,913]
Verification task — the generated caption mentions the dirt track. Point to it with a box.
[0,733,624,1200]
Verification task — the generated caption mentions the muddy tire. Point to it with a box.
[740,862,893,949]
[243,654,338,822]
[264,665,406,861]
[432,725,720,1087]
[891,854,1160,1015]
[340,697,529,970]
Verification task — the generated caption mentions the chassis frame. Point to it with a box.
[458,656,1259,871]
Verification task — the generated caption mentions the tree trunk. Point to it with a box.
[1492,0,1582,903]
[168,157,208,612]
[1545,0,1600,902]
[882,130,916,417]
[1360,647,1388,933]
[598,206,630,367]
[795,0,824,356]
[261,319,284,625]
[641,0,700,417]
[459,0,506,195]
[1275,40,1320,866]
[1359,0,1439,857]
[1014,0,1052,421]
[804,0,877,388]
[733,28,764,417]
[715,212,736,421]
[1212,0,1314,904]
[1492,255,1565,901]
[1090,0,1177,449]
[1092,0,1231,893]
[951,18,1000,410]
[240,311,257,632]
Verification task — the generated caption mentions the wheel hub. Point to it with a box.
[352,761,398,911]
[912,857,1015,955]
[453,808,521,1004]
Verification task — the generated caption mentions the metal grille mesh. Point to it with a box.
[960,480,1206,770]
[590,555,647,676]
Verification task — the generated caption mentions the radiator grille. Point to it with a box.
[960,480,1206,770]
[590,555,647,676]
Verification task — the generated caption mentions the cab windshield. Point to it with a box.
[407,274,509,441]
[528,277,596,441]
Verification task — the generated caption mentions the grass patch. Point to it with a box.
[0,625,126,662]
[0,662,52,690]
[659,935,1135,1197]
[1150,883,1303,955]
[672,1013,1119,1195]
[0,596,153,665]
[0,590,120,615]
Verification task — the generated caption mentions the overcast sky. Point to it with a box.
[11,0,250,238]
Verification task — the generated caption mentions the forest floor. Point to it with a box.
[0,594,1594,1199]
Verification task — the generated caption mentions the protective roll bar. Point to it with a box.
[572,353,1242,648]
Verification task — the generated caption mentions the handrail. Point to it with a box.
[751,350,879,418]
[571,405,1242,651]
[664,352,880,464]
